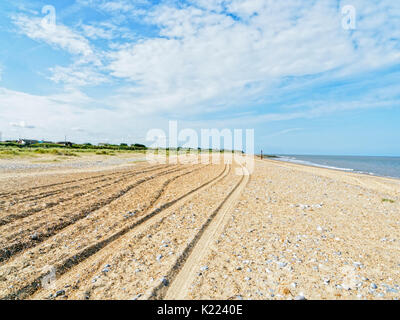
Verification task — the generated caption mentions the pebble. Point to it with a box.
[200,266,209,271]
[31,233,39,240]
[156,254,163,261]
[370,283,378,290]
[55,290,65,297]
[132,293,142,300]
[161,277,169,286]
[294,293,306,300]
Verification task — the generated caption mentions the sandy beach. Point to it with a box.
[0,155,399,300]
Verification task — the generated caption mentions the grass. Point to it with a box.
[382,198,395,203]
[0,145,238,161]
[34,149,79,156]
[0,147,78,158]
[96,150,116,156]
[0,146,149,160]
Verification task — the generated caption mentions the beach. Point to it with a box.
[0,155,399,300]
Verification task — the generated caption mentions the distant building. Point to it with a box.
[57,141,74,147]
[18,139,39,145]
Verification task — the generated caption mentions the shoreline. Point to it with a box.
[261,156,400,181]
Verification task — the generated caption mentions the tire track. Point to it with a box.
[4,164,229,300]
[28,164,213,300]
[0,166,170,226]
[0,164,165,202]
[0,165,183,264]
[152,164,249,300]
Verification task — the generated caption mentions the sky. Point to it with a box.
[0,0,399,156]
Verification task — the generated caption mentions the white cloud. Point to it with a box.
[105,1,399,115]
[9,121,35,129]
[81,24,114,40]
[0,87,164,144]
[266,128,304,138]
[13,14,100,65]
[49,65,109,87]
[99,1,135,12]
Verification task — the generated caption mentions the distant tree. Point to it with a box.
[132,143,146,150]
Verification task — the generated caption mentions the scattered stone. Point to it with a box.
[156,254,163,261]
[161,277,169,286]
[132,293,142,300]
[31,233,39,241]
[294,293,306,300]
[55,290,65,297]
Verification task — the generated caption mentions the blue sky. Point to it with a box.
[0,0,399,155]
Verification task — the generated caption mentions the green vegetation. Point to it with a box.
[95,150,116,156]
[0,141,149,159]
[382,198,395,203]
[0,141,245,160]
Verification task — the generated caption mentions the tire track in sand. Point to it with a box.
[0,165,182,263]
[0,166,169,226]
[24,165,229,300]
[0,165,166,204]
[152,164,249,300]
[0,164,165,199]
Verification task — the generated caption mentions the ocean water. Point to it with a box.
[274,155,400,179]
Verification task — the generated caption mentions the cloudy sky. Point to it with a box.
[0,0,399,155]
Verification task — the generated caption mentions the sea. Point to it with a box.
[274,155,400,179]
